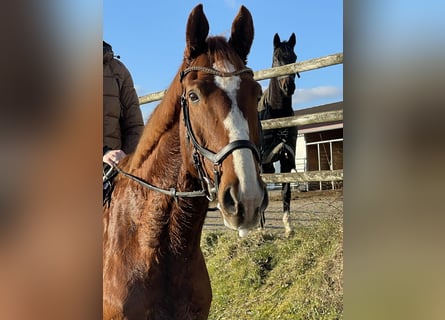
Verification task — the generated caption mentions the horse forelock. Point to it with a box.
[193,36,245,71]
[272,38,297,68]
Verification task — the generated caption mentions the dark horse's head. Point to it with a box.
[272,33,298,97]
[179,4,268,236]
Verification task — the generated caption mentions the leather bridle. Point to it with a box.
[112,66,261,201]
[180,66,261,200]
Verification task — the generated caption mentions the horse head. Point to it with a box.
[179,4,268,236]
[273,33,297,96]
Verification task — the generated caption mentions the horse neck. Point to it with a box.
[266,77,293,112]
[121,70,209,257]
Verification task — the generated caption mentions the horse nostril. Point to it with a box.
[222,187,236,213]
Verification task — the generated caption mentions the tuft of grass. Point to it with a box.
[201,212,343,320]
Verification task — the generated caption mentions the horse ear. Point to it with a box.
[229,6,254,64]
[185,4,209,60]
[273,33,281,48]
[288,33,296,48]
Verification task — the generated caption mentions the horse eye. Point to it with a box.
[188,92,199,103]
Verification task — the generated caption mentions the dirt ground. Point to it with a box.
[203,189,343,233]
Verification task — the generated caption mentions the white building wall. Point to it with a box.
[295,133,308,191]
[295,133,307,172]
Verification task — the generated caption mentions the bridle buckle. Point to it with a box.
[203,176,216,201]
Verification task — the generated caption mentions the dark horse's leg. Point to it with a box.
[259,162,275,229]
[280,155,295,237]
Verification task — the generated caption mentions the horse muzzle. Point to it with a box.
[279,77,296,96]
[218,182,268,237]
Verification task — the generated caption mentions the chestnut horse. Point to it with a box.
[103,4,268,319]
[258,33,298,237]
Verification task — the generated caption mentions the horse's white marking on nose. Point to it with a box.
[213,61,261,202]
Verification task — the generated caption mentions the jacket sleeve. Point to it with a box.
[118,66,144,154]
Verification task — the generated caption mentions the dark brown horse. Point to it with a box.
[103,5,268,319]
[258,33,298,236]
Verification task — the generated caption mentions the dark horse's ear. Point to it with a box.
[229,6,254,64]
[288,33,296,48]
[273,33,281,49]
[185,4,209,61]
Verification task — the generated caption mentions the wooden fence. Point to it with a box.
[138,53,344,185]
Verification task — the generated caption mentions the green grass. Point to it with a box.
[201,212,343,320]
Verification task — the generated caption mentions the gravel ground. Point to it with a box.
[203,189,343,233]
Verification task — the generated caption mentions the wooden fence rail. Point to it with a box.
[261,170,343,184]
[261,109,342,130]
[138,52,343,105]
[253,52,343,81]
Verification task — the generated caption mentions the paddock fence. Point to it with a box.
[138,52,344,186]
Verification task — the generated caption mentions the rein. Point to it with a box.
[112,66,260,201]
[112,164,207,199]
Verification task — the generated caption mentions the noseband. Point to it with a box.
[180,66,261,200]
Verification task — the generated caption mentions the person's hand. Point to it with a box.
[103,149,126,166]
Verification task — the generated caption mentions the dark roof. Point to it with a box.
[293,101,343,117]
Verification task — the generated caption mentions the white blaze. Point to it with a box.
[213,61,261,207]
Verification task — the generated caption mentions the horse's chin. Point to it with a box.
[281,82,295,97]
[222,218,251,238]
[238,229,249,238]
[216,189,268,237]
[283,88,295,97]
[219,206,259,237]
